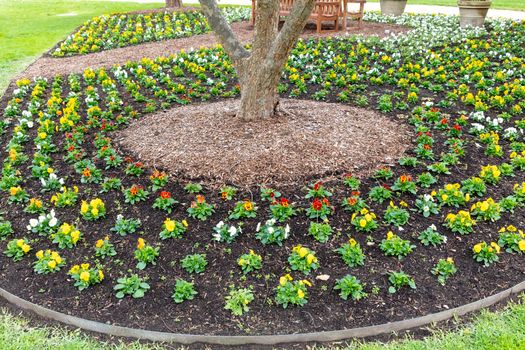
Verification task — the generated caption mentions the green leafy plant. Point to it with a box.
[388,271,416,294]
[334,275,367,301]
[172,279,197,303]
[181,253,207,274]
[114,274,150,299]
[336,238,365,268]
[380,232,415,259]
[237,250,263,274]
[224,286,254,316]
[431,258,457,285]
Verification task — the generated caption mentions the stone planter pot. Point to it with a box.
[458,0,492,28]
[380,0,408,16]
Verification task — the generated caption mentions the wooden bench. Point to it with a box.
[251,0,366,32]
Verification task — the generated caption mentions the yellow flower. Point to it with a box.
[60,223,72,235]
[22,244,30,253]
[359,219,367,228]
[349,238,357,246]
[71,230,80,243]
[80,271,90,282]
[95,239,104,248]
[302,279,312,287]
[164,218,176,232]
[298,247,308,258]
[9,187,19,196]
[47,260,57,269]
[441,194,449,201]
[306,254,316,264]
[81,263,90,270]
[80,201,89,214]
[70,265,80,274]
[182,219,188,227]
[279,276,288,286]
[91,207,99,217]
[446,257,454,264]
[137,238,145,250]
[16,239,24,247]
[297,289,305,298]
[518,240,525,251]
[386,231,395,240]
[491,242,501,254]
[36,250,44,259]
[473,243,482,254]
[507,225,517,232]
[98,270,104,281]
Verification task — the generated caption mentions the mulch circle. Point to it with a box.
[114,99,410,187]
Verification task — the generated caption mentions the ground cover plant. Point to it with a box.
[0,11,525,336]
[51,7,251,57]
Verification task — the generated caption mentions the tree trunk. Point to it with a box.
[199,0,316,121]
[237,70,279,121]
[166,0,183,8]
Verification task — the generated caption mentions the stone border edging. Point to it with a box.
[1,281,525,345]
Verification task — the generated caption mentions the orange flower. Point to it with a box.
[196,195,205,204]
[130,185,139,196]
[221,192,228,200]
[243,200,254,211]
[82,168,91,177]
[160,191,171,199]
[399,174,412,183]
[279,198,289,207]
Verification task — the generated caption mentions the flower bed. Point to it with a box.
[0,13,525,335]
[51,7,251,57]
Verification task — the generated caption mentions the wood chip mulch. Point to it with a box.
[114,98,410,187]
[18,21,409,80]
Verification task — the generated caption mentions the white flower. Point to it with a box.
[256,222,261,232]
[216,221,224,228]
[267,226,274,234]
[49,217,58,227]
[29,218,38,227]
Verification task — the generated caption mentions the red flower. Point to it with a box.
[351,191,360,197]
[279,198,289,207]
[322,198,330,206]
[347,197,357,206]
[430,107,439,112]
[160,191,171,199]
[312,199,322,211]
[313,182,323,191]
[453,124,461,131]
[441,118,448,125]
[424,144,431,150]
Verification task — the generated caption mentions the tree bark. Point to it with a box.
[199,0,316,121]
[166,0,183,8]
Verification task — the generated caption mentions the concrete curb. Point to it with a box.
[1,281,525,345]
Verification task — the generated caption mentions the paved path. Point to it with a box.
[108,0,525,20]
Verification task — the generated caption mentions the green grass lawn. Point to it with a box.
[0,0,162,94]
[1,295,525,349]
[366,0,525,11]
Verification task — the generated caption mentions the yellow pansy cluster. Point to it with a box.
[80,198,106,220]
[34,250,65,274]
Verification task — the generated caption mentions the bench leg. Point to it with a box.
[317,18,321,33]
